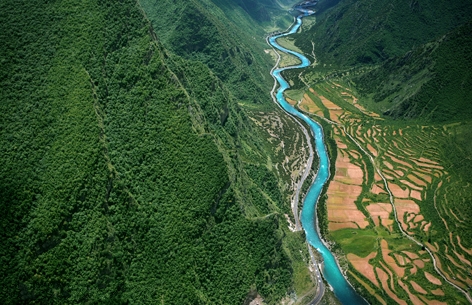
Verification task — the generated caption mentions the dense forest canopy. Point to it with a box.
[0,0,303,304]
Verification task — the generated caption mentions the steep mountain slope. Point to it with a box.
[140,0,274,105]
[212,0,286,23]
[0,0,306,304]
[355,21,472,121]
[295,0,472,66]
[291,0,472,121]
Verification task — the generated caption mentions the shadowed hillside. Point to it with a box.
[295,0,472,66]
[139,0,283,105]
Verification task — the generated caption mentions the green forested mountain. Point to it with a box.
[140,0,281,105]
[293,0,472,121]
[295,0,472,66]
[211,0,295,23]
[356,20,472,121]
[0,0,306,304]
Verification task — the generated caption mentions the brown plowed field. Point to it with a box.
[413,259,425,268]
[366,203,393,231]
[376,267,407,305]
[388,182,410,198]
[286,97,297,106]
[394,199,420,231]
[457,236,472,255]
[349,271,387,305]
[453,250,472,266]
[348,252,378,287]
[418,296,447,305]
[299,93,322,114]
[398,280,425,305]
[327,148,369,229]
[424,271,442,285]
[381,240,405,278]
[328,221,358,230]
[410,189,422,200]
[371,183,385,195]
[410,281,427,294]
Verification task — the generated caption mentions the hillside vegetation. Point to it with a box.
[0,0,314,304]
[295,0,472,66]
[139,0,293,105]
[356,21,472,121]
[292,0,472,121]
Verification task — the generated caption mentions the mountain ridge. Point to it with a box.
[0,0,309,303]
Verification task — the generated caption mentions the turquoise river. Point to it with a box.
[268,13,368,305]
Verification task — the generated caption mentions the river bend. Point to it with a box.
[268,13,368,305]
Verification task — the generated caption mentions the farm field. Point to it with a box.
[291,80,472,304]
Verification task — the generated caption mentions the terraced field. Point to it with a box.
[288,80,472,304]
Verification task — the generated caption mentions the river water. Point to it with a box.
[268,13,368,305]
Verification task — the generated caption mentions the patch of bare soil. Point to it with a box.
[327,149,369,229]
[410,280,428,294]
[366,203,393,231]
[418,296,447,305]
[424,271,442,286]
[299,93,322,114]
[376,267,407,305]
[248,294,265,305]
[381,240,405,278]
[398,280,425,305]
[431,288,445,296]
[347,252,378,287]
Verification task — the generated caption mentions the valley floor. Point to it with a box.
[285,80,472,304]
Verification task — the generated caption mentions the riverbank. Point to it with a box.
[267,11,368,305]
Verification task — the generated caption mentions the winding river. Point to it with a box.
[268,13,368,305]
